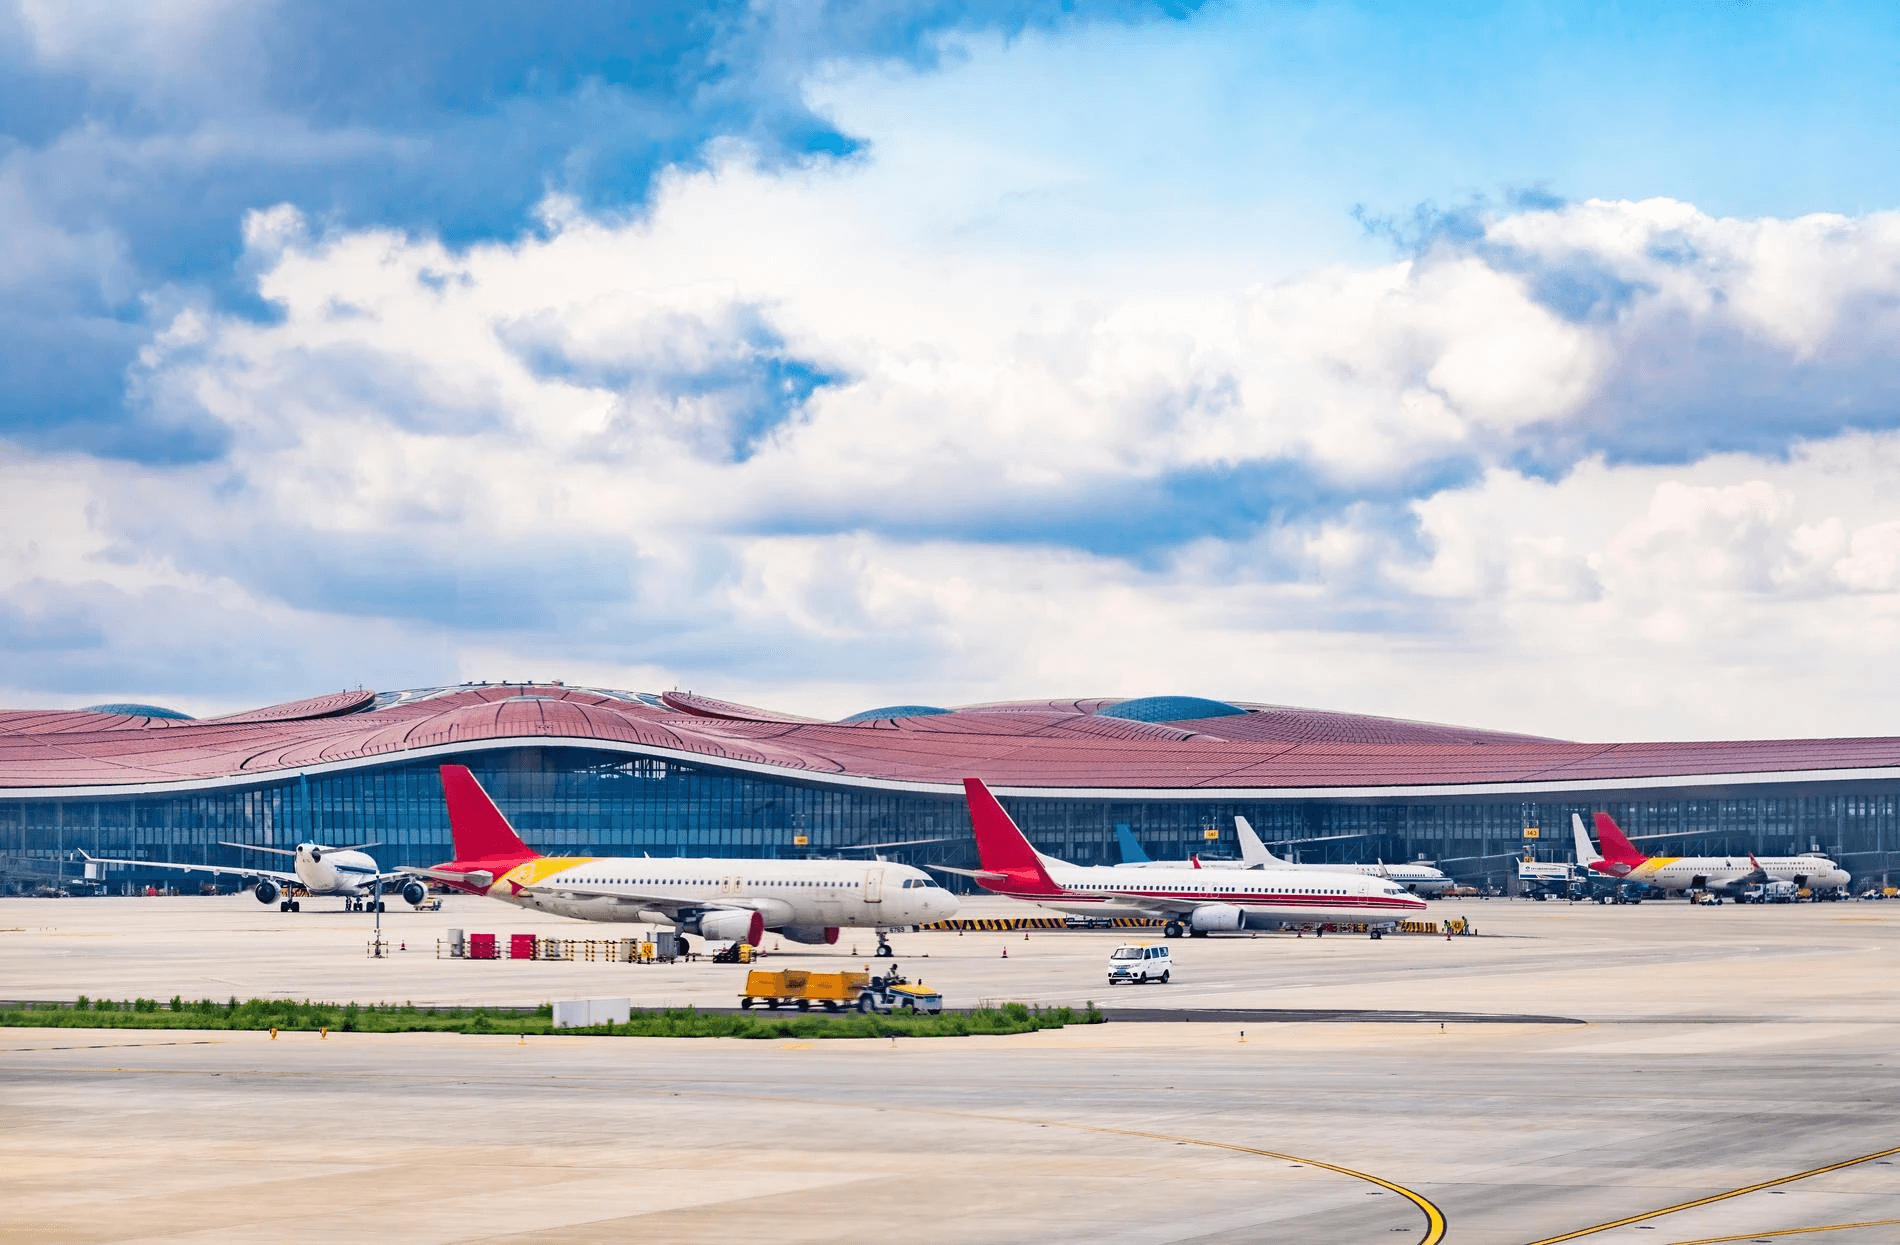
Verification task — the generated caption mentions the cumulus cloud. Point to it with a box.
[4,118,1900,734]
[9,9,1900,737]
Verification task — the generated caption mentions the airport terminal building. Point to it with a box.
[3,684,1899,893]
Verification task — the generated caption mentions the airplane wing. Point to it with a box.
[220,839,385,856]
[1707,857,1770,893]
[77,851,296,885]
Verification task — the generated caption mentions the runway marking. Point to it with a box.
[1520,1143,1900,1244]
[1664,1220,1900,1244]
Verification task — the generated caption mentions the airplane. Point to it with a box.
[941,778,1428,937]
[1114,817,1454,896]
[1576,812,1851,897]
[78,841,428,912]
[1232,816,1455,896]
[398,765,959,956]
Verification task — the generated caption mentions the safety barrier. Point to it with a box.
[919,916,1160,931]
[438,935,703,963]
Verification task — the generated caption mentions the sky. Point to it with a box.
[6,0,1900,740]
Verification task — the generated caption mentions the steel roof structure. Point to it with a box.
[6,683,1900,800]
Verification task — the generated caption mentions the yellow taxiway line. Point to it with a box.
[1023,1119,1448,1245]
[1665,1219,1900,1244]
[1521,1143,1900,1245]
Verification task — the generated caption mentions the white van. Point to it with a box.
[1107,943,1171,985]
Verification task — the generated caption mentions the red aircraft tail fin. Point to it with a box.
[962,778,1061,895]
[1592,812,1649,867]
[439,765,539,867]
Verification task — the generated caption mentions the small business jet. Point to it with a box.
[78,842,427,912]
[1114,817,1454,896]
[399,765,958,956]
[942,778,1427,936]
[1575,812,1850,897]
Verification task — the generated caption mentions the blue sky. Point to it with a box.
[7,0,1900,738]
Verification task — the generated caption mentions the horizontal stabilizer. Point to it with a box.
[925,864,1009,881]
[399,864,493,889]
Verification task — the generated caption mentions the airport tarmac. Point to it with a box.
[5,894,1899,1243]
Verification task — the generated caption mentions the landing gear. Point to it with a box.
[874,936,895,958]
[1163,921,1184,938]
[280,900,291,912]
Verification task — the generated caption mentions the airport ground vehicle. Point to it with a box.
[1518,858,1581,901]
[853,968,942,1014]
[1736,881,1799,904]
[740,969,867,1011]
[1108,943,1171,984]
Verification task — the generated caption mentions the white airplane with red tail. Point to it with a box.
[400,765,957,956]
[942,778,1427,937]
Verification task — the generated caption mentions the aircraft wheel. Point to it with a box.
[1163,922,1182,938]
[279,901,290,912]
[289,901,300,912]
[875,943,894,958]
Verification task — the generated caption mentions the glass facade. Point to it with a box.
[5,745,1899,892]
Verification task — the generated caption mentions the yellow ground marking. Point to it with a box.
[1031,1119,1447,1245]
[1665,1220,1900,1244]
[17,1048,1448,1241]
[1521,1144,1900,1244]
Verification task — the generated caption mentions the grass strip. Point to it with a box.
[0,996,1104,1039]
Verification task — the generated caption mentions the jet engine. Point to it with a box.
[400,880,427,907]
[779,925,840,945]
[1188,903,1245,932]
[253,878,281,905]
[696,909,765,944]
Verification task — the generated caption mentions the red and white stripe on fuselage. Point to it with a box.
[961,778,1427,927]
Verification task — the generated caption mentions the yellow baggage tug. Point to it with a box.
[740,968,944,1014]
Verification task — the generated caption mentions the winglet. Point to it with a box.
[439,765,539,870]
[961,778,1062,896]
[1592,812,1648,867]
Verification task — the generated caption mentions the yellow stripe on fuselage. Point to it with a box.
[1629,857,1678,880]
[491,857,599,896]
